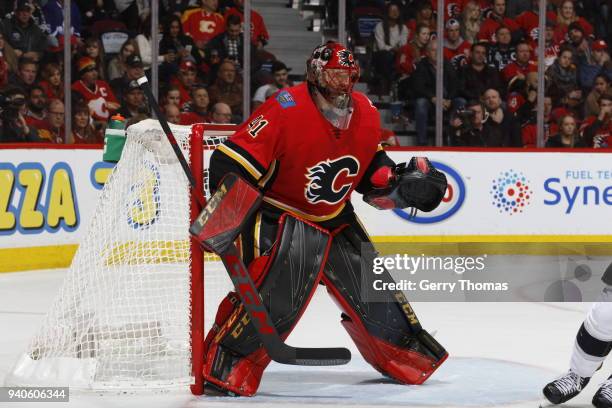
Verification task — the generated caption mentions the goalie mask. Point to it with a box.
[307,42,360,130]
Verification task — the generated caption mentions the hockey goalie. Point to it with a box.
[201,42,449,396]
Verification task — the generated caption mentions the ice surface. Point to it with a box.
[0,269,604,407]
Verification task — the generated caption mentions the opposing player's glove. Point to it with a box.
[363,157,447,212]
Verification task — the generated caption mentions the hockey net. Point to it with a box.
[5,119,236,393]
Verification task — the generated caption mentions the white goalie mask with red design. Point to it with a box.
[307,42,360,129]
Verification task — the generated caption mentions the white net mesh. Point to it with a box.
[5,119,235,390]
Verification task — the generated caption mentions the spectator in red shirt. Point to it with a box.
[501,41,537,85]
[180,83,210,125]
[581,92,612,148]
[39,62,63,100]
[71,56,120,124]
[224,0,269,48]
[171,59,198,108]
[443,19,471,69]
[406,1,437,40]
[478,0,520,43]
[72,103,102,144]
[554,0,594,42]
[182,0,225,48]
[24,84,47,130]
[544,19,561,68]
[515,0,557,48]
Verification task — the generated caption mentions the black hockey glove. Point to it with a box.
[363,157,447,212]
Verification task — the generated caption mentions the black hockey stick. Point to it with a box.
[137,76,351,366]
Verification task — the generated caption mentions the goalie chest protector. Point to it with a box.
[219,82,382,221]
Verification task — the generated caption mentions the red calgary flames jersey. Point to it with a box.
[216,83,382,221]
[71,80,118,121]
[181,9,225,44]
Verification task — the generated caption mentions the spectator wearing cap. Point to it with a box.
[515,0,556,49]
[553,85,585,122]
[486,25,516,71]
[116,80,149,120]
[544,18,561,68]
[210,102,232,124]
[71,56,120,123]
[170,59,198,108]
[0,0,48,61]
[546,114,586,147]
[443,19,471,69]
[39,62,63,100]
[72,103,102,144]
[208,60,243,120]
[110,54,145,102]
[181,0,225,49]
[578,40,612,91]
[224,0,269,49]
[180,84,210,125]
[41,0,82,43]
[252,61,291,110]
[457,42,503,101]
[477,0,519,43]
[581,92,612,148]
[546,47,578,103]
[585,74,610,117]
[563,22,592,67]
[9,56,38,91]
[554,0,593,42]
[501,41,537,85]
[406,1,436,40]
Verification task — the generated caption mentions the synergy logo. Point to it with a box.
[490,170,532,214]
[393,161,465,224]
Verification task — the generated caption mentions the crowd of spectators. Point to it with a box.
[363,0,611,147]
[0,0,287,144]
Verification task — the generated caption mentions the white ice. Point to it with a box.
[0,268,605,408]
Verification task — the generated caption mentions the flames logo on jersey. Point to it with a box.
[337,49,355,67]
[305,156,360,205]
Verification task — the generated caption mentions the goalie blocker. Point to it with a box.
[196,171,448,396]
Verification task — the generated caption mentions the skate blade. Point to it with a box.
[538,397,557,407]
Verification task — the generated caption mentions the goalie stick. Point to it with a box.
[136,76,351,366]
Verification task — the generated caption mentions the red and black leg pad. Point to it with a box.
[203,213,332,396]
[321,217,448,384]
